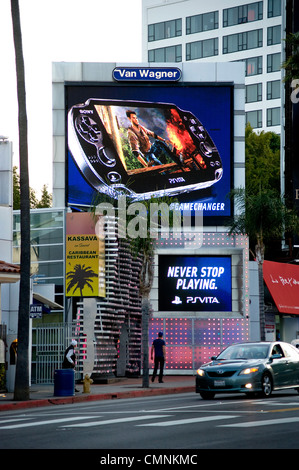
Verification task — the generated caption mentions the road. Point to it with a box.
[0,390,299,452]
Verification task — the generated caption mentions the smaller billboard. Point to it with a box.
[263,260,299,315]
[158,255,232,312]
[66,212,105,297]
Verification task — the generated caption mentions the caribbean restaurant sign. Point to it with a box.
[263,260,299,315]
[66,212,105,297]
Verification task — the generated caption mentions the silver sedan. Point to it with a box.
[195,341,299,399]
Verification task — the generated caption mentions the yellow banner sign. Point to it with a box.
[66,213,105,297]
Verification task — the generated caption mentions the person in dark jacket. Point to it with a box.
[151,332,166,383]
[62,339,79,391]
[62,339,77,369]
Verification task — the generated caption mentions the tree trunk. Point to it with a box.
[141,297,150,388]
[11,0,31,401]
[139,251,154,388]
[258,261,265,341]
[255,241,265,342]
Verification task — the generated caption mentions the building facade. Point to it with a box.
[142,0,284,135]
[51,60,255,376]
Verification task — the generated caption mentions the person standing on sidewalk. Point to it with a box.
[151,332,166,383]
[62,339,77,369]
[62,339,79,392]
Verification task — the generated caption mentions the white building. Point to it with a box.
[142,0,284,135]
[0,138,20,391]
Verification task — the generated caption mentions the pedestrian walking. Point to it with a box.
[151,332,166,383]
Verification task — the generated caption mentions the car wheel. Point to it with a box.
[199,391,215,400]
[260,372,273,398]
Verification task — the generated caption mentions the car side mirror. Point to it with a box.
[211,356,217,360]
[270,353,282,361]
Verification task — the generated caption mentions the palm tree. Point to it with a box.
[228,188,299,340]
[92,193,178,387]
[282,32,299,82]
[129,202,155,388]
[66,264,98,296]
[11,0,31,401]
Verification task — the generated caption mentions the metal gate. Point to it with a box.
[34,323,78,384]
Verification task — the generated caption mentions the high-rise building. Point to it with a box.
[142,0,284,135]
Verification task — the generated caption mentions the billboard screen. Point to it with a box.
[66,83,233,220]
[158,255,232,312]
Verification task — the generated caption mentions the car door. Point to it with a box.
[270,344,290,387]
[281,343,299,386]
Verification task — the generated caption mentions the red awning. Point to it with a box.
[0,260,20,283]
[263,260,299,315]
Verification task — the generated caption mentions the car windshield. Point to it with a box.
[217,344,269,360]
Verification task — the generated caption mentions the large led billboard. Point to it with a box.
[66,83,233,220]
[158,255,232,312]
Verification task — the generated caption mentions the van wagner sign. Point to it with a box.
[112,67,182,82]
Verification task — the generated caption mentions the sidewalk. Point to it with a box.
[0,375,195,412]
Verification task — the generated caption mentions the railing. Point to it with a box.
[33,322,79,384]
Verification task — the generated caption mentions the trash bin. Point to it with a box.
[54,369,75,397]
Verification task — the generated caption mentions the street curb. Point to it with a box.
[0,386,194,412]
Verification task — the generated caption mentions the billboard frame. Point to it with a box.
[64,80,235,226]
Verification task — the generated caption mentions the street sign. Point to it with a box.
[30,304,42,318]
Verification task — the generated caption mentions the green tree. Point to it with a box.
[92,192,179,388]
[13,166,21,210]
[13,166,52,209]
[36,185,52,208]
[245,123,280,194]
[228,187,299,340]
[282,32,299,82]
[11,0,31,401]
[29,188,38,209]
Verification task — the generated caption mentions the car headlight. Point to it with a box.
[196,368,205,377]
[239,367,259,375]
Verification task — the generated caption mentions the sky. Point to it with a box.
[0,0,142,196]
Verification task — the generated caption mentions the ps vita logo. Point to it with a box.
[172,296,220,304]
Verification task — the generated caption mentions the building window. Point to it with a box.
[267,52,281,72]
[246,83,262,102]
[186,38,218,60]
[246,109,262,128]
[267,80,281,99]
[268,0,281,18]
[267,25,281,46]
[223,29,262,54]
[13,209,65,306]
[267,107,280,126]
[148,18,182,42]
[186,11,218,34]
[223,2,263,27]
[148,45,182,62]
[244,56,263,76]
